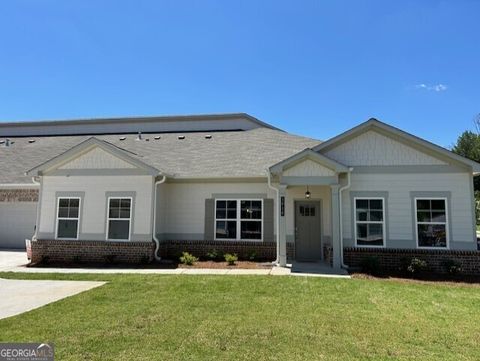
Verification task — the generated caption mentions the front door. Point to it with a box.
[295,201,321,261]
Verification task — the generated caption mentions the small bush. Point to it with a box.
[224,253,238,265]
[180,252,198,266]
[105,254,117,264]
[41,255,50,265]
[206,249,220,261]
[246,250,257,261]
[140,255,151,265]
[406,257,428,275]
[73,255,81,264]
[441,259,462,275]
[359,256,381,275]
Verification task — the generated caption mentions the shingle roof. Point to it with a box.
[0,128,321,184]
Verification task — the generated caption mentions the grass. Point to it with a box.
[0,273,479,360]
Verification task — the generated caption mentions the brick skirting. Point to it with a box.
[344,247,480,275]
[159,240,295,261]
[31,239,154,264]
[0,189,39,202]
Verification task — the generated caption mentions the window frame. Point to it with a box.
[353,197,386,248]
[414,197,449,249]
[55,196,81,240]
[214,198,263,241]
[106,196,133,241]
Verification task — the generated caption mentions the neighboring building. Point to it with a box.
[0,113,479,271]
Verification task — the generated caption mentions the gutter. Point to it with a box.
[266,169,280,266]
[152,175,167,261]
[339,167,353,269]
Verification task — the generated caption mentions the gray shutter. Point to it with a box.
[204,199,215,240]
[263,198,274,242]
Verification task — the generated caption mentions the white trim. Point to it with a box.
[353,197,386,248]
[106,196,132,241]
[414,197,449,249]
[214,198,264,241]
[55,196,81,240]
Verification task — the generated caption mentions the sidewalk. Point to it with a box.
[0,250,350,278]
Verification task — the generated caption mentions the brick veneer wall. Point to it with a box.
[344,247,480,275]
[30,239,154,264]
[0,189,39,202]
[159,240,295,261]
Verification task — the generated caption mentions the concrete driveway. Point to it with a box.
[0,249,105,320]
[0,249,29,271]
[0,278,105,320]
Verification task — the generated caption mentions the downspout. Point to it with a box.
[338,167,353,269]
[31,176,40,241]
[153,175,167,261]
[266,169,280,265]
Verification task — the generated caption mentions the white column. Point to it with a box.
[330,184,341,269]
[278,185,288,267]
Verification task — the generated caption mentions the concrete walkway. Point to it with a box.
[0,278,105,320]
[0,250,350,278]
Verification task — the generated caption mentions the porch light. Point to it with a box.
[305,186,311,199]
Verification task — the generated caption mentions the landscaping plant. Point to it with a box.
[180,252,198,266]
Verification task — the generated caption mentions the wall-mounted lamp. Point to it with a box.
[305,186,311,199]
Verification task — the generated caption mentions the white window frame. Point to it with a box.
[414,197,449,249]
[55,197,81,240]
[106,196,132,241]
[354,197,386,248]
[214,199,263,241]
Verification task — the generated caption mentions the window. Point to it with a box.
[56,197,80,239]
[354,198,385,247]
[415,198,448,248]
[215,199,263,240]
[107,197,132,240]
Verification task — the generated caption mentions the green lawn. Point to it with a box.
[0,273,479,360]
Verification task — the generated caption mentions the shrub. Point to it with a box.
[140,255,151,265]
[105,254,117,264]
[359,256,381,275]
[179,252,198,266]
[406,257,428,275]
[441,259,462,275]
[73,255,81,264]
[206,249,220,261]
[246,250,257,261]
[224,253,238,265]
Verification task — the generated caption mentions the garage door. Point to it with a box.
[0,202,37,249]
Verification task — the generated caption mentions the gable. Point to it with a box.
[323,130,447,166]
[58,147,136,170]
[283,159,337,177]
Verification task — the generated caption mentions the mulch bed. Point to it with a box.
[178,261,272,269]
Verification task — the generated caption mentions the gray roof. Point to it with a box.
[0,128,321,184]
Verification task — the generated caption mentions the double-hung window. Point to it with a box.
[56,197,80,239]
[215,199,263,240]
[415,198,448,248]
[354,198,385,247]
[107,197,132,240]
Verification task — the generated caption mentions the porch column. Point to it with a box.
[330,184,342,269]
[278,185,288,267]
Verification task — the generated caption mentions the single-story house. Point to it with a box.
[1,113,479,271]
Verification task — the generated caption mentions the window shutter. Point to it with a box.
[263,198,274,242]
[204,199,215,240]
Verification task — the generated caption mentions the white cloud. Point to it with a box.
[415,83,447,92]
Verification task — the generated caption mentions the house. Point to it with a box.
[1,113,479,272]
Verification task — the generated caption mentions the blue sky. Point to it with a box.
[0,1,479,147]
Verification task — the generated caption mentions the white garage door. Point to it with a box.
[0,202,37,249]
